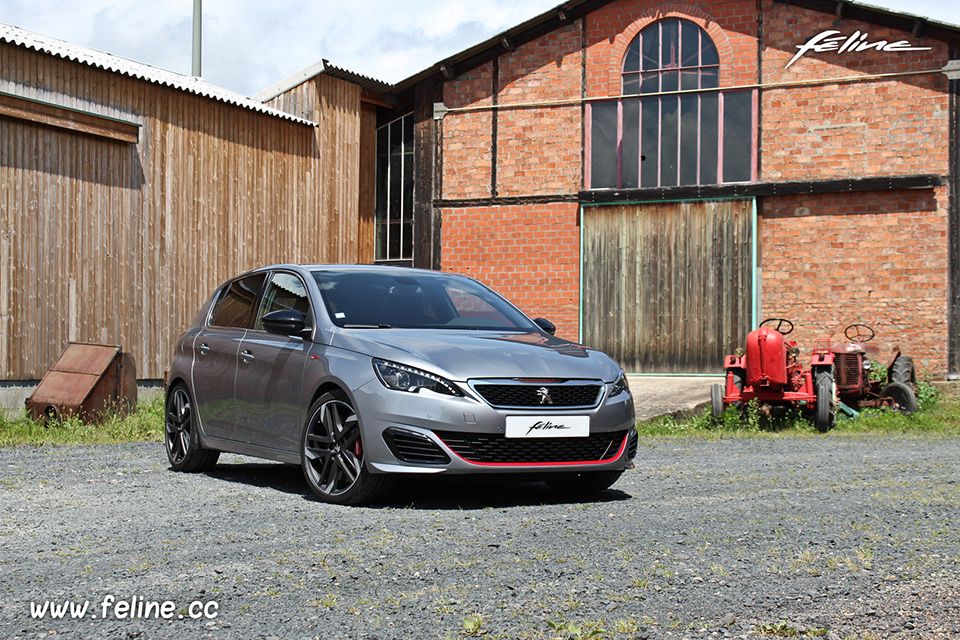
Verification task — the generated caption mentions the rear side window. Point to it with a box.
[210,274,266,329]
[255,272,312,330]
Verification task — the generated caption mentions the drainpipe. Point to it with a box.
[943,59,959,378]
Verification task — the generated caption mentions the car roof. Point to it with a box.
[260,264,459,276]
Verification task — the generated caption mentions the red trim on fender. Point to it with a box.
[437,433,628,468]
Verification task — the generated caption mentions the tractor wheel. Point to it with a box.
[889,356,916,386]
[814,369,836,433]
[711,384,725,419]
[880,381,918,413]
[730,369,745,409]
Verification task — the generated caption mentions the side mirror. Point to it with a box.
[262,309,307,336]
[534,318,556,336]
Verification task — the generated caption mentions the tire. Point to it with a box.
[300,390,393,505]
[730,369,745,409]
[814,369,836,433]
[711,383,725,419]
[165,383,220,472]
[889,356,916,386]
[545,470,623,493]
[880,381,919,413]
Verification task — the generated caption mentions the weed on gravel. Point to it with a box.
[0,396,164,446]
[636,386,960,438]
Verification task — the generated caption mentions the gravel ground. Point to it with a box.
[1,436,958,640]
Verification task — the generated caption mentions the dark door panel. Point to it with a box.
[191,327,243,438]
[234,333,308,451]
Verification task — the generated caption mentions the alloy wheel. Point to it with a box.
[303,399,363,497]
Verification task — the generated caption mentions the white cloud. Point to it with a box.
[0,0,955,96]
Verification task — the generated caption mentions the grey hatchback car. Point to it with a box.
[165,265,636,504]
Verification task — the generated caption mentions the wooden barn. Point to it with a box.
[0,24,386,380]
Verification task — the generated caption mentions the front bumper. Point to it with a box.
[351,378,637,475]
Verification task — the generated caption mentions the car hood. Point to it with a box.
[329,329,622,381]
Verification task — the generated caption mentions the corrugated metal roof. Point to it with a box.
[253,59,393,103]
[0,22,318,126]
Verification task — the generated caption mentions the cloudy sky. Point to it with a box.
[1,0,957,97]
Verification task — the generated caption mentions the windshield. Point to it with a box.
[311,269,538,331]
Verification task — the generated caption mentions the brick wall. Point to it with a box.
[761,0,951,181]
[441,62,495,200]
[434,0,954,376]
[760,189,949,375]
[440,203,581,340]
[496,23,583,196]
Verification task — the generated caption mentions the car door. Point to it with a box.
[191,273,266,440]
[233,271,312,452]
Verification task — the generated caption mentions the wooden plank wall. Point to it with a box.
[358,103,377,264]
[581,200,754,373]
[265,76,377,264]
[0,43,363,379]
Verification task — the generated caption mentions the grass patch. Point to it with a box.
[636,385,960,437]
[0,396,165,446]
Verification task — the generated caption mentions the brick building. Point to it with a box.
[369,0,960,376]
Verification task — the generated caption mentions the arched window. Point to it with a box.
[588,19,755,190]
[622,19,719,95]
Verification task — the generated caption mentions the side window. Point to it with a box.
[255,272,312,330]
[209,273,266,329]
[375,113,414,264]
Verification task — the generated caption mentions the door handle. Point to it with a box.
[240,350,255,364]
[198,343,210,356]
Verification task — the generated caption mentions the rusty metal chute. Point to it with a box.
[26,343,137,423]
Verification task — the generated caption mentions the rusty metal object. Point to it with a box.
[26,343,137,423]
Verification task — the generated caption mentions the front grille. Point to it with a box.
[383,428,450,465]
[835,353,862,388]
[433,429,627,464]
[473,383,603,408]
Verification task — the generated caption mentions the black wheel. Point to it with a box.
[844,323,876,343]
[711,383,725,419]
[760,318,794,335]
[814,369,836,433]
[889,356,916,386]
[165,384,220,472]
[730,369,745,409]
[300,390,393,505]
[880,381,918,413]
[545,470,623,493]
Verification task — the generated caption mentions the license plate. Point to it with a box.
[505,415,589,438]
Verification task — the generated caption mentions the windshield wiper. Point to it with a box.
[343,323,392,329]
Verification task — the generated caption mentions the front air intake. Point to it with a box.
[382,428,450,465]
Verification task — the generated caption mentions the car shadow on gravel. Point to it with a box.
[202,462,632,509]
[378,476,632,510]
[205,462,310,496]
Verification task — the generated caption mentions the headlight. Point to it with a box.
[372,359,462,396]
[610,371,629,397]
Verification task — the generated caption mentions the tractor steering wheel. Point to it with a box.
[759,318,794,336]
[844,323,875,343]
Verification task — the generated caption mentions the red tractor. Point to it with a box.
[711,318,837,431]
[712,320,919,431]
[829,323,918,414]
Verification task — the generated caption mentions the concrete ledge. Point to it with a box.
[627,375,721,421]
[931,381,960,401]
[0,381,164,418]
